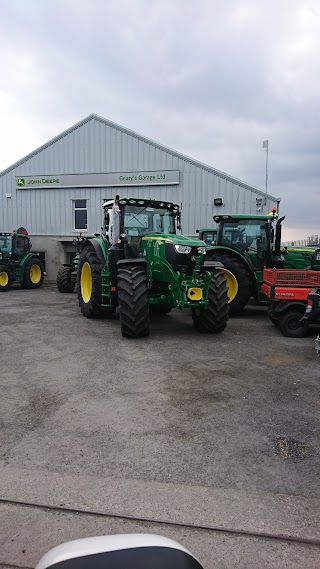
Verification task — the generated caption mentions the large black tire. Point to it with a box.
[206,253,252,315]
[193,269,229,333]
[22,257,44,289]
[117,265,150,338]
[77,246,115,318]
[278,309,308,338]
[149,303,172,315]
[57,265,75,293]
[0,264,12,292]
[268,307,279,326]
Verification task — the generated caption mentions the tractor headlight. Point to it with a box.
[174,245,192,254]
[197,247,206,255]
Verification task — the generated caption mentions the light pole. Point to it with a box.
[262,140,269,197]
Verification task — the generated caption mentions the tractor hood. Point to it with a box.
[142,234,205,247]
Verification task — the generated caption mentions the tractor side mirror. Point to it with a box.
[105,211,110,229]
[196,229,199,233]
[35,534,204,569]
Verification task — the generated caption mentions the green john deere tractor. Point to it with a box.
[77,196,234,337]
[199,212,315,315]
[0,228,44,292]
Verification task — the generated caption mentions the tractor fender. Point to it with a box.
[82,239,106,267]
[272,301,306,316]
[205,246,254,274]
[18,253,40,267]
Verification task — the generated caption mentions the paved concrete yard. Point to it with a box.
[1,286,320,567]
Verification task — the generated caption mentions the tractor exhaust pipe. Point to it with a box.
[274,216,285,256]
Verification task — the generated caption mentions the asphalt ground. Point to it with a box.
[1,285,320,568]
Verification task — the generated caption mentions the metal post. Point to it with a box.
[263,140,269,197]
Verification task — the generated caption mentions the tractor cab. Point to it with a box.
[102,196,181,258]
[197,228,217,246]
[213,214,277,270]
[0,231,31,260]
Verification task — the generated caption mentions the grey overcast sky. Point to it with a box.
[0,0,319,240]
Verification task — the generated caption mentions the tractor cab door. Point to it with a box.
[219,219,270,269]
[122,206,150,258]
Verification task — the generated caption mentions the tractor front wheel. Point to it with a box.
[117,265,150,338]
[0,265,12,292]
[78,246,115,318]
[57,265,75,293]
[193,269,229,333]
[22,258,44,289]
[206,253,252,316]
[278,309,308,338]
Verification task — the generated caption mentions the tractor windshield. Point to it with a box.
[201,231,217,246]
[0,236,12,252]
[219,220,269,252]
[123,205,176,236]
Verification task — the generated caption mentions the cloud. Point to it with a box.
[0,0,319,238]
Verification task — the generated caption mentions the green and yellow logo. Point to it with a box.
[17,178,25,187]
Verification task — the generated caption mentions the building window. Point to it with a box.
[74,200,87,230]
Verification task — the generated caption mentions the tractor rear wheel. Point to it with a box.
[117,265,150,338]
[57,265,75,293]
[22,257,44,289]
[193,269,229,333]
[0,265,12,292]
[206,253,252,316]
[78,246,115,318]
[278,309,308,338]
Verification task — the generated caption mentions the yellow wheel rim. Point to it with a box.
[218,268,238,303]
[30,264,42,284]
[0,271,9,287]
[81,262,92,303]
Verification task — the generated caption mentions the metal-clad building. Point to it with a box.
[0,113,278,279]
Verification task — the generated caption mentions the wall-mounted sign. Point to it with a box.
[16,170,180,189]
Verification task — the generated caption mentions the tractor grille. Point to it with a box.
[165,244,200,276]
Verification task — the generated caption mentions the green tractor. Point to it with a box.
[56,236,87,293]
[77,196,233,337]
[0,228,44,292]
[199,212,315,315]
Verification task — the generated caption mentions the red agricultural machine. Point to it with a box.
[262,249,320,337]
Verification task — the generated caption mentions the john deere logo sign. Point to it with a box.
[17,178,25,187]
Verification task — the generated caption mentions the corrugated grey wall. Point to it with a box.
[0,116,277,236]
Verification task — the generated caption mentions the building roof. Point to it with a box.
[0,113,278,200]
